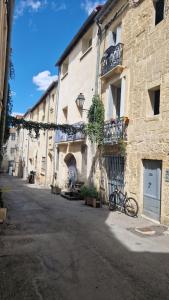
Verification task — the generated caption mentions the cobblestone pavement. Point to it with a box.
[0,174,169,300]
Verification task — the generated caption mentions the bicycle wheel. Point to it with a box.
[109,192,117,211]
[124,197,139,217]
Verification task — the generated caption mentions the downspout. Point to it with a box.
[95,19,102,95]
[45,96,50,186]
[0,0,15,166]
[53,70,61,181]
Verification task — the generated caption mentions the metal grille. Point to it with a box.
[103,155,124,198]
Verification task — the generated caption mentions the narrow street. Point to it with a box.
[0,175,169,300]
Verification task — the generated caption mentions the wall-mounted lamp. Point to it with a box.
[75,93,86,110]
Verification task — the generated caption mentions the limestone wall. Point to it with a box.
[99,0,169,223]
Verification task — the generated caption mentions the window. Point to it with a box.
[107,81,122,120]
[42,101,46,121]
[11,133,15,141]
[41,157,46,173]
[148,87,160,116]
[52,94,55,102]
[82,29,93,54]
[154,0,165,25]
[63,106,68,121]
[10,148,15,155]
[62,58,69,77]
[108,24,122,46]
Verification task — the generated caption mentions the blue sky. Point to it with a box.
[11,0,105,114]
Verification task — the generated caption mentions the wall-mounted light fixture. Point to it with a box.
[75,93,88,111]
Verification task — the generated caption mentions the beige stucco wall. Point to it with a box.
[15,84,58,186]
[56,22,99,188]
[100,0,169,223]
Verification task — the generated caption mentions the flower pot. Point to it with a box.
[85,197,100,208]
[51,185,61,194]
[0,208,7,223]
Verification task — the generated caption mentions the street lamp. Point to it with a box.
[76,93,85,110]
[76,93,89,112]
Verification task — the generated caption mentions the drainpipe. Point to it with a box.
[0,0,15,167]
[45,96,50,186]
[95,19,102,95]
[53,71,61,182]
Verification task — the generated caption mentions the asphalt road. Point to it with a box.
[0,175,169,300]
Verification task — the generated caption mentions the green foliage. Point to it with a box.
[9,116,85,139]
[9,49,15,80]
[85,95,105,144]
[119,139,127,157]
[4,85,13,144]
[80,185,98,199]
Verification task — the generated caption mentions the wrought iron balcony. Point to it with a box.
[101,43,123,77]
[103,117,128,145]
[55,123,85,143]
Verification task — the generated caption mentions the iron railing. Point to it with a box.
[101,43,123,76]
[55,123,85,143]
[103,118,128,145]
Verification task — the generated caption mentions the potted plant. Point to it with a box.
[50,184,61,194]
[80,186,100,208]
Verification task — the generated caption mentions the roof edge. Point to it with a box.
[56,6,102,66]
[24,80,58,117]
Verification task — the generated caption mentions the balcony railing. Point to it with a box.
[101,43,123,77]
[55,123,85,143]
[103,118,128,145]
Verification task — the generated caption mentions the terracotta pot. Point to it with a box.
[0,208,7,223]
[85,197,100,208]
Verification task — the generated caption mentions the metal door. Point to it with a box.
[103,156,124,198]
[143,160,162,221]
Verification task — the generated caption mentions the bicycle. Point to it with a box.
[108,184,139,217]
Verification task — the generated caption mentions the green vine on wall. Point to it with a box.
[85,95,105,144]
[4,85,13,144]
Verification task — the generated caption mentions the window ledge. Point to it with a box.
[80,46,92,61]
[145,115,160,122]
[61,72,68,81]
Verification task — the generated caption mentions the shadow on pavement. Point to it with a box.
[0,174,169,300]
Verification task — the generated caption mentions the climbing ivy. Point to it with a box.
[85,95,105,144]
[4,85,13,144]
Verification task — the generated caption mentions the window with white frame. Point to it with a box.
[107,80,123,120]
[108,24,122,47]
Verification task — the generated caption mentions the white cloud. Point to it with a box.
[15,0,47,18]
[10,91,16,97]
[12,112,24,117]
[33,70,58,91]
[81,0,105,15]
[51,2,67,12]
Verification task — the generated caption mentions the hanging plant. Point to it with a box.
[9,116,85,139]
[85,95,105,144]
[4,85,13,144]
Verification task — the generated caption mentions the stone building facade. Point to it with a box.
[16,81,58,186]
[0,0,15,153]
[1,127,18,173]
[96,0,169,224]
[55,7,102,189]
